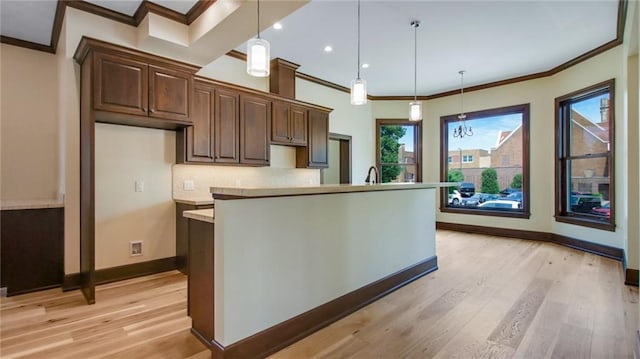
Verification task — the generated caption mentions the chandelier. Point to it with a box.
[453,70,472,138]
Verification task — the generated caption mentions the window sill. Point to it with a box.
[554,215,615,232]
[440,206,530,219]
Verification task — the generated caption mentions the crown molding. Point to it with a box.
[1,0,216,54]
[0,0,629,101]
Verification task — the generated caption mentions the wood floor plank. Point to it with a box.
[487,277,553,348]
[511,300,569,359]
[550,323,593,358]
[1,232,636,359]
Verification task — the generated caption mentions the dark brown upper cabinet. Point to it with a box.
[94,53,148,117]
[214,87,240,164]
[241,95,271,166]
[271,101,307,146]
[297,109,329,168]
[148,65,191,122]
[183,82,215,163]
[94,53,192,124]
[179,82,271,167]
[75,38,198,130]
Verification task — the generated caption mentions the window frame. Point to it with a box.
[375,119,422,183]
[554,79,615,231]
[440,103,531,219]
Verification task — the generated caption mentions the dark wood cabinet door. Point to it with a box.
[94,53,148,117]
[271,101,290,144]
[240,95,271,165]
[298,109,329,168]
[187,83,214,163]
[214,88,240,163]
[290,105,308,146]
[149,66,191,122]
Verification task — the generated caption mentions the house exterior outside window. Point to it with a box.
[441,104,530,218]
[554,79,614,231]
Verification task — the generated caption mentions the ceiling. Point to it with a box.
[0,0,624,97]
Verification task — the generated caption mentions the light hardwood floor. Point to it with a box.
[1,230,638,358]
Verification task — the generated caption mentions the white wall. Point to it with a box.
[2,4,636,275]
[1,44,60,203]
[95,124,176,269]
[550,47,626,249]
[173,146,320,200]
[373,46,630,251]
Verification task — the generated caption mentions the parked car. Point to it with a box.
[458,182,475,197]
[505,191,523,203]
[571,194,602,213]
[589,202,610,218]
[478,200,522,209]
[499,187,520,197]
[462,193,499,207]
[448,190,462,206]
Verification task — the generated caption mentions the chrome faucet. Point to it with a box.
[365,166,379,184]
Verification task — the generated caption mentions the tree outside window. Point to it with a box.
[376,119,422,184]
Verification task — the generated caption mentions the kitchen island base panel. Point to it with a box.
[195,256,437,359]
[212,188,436,346]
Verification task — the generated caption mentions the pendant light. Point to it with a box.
[350,0,367,105]
[453,70,473,138]
[247,0,270,77]
[409,21,422,121]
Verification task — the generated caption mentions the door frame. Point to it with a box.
[326,132,352,184]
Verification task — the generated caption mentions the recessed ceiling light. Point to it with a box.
[324,46,333,52]
[362,63,369,68]
[273,22,282,30]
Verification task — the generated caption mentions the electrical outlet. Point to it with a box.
[135,180,144,192]
[184,180,194,191]
[0,287,7,297]
[130,241,143,256]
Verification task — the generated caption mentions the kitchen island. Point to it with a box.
[184,182,453,359]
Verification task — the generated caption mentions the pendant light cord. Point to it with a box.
[412,21,419,101]
[357,0,361,79]
[257,0,261,39]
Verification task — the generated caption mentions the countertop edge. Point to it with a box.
[183,208,215,223]
[174,198,214,206]
[211,182,456,199]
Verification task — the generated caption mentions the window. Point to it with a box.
[440,104,530,218]
[376,119,422,183]
[555,79,614,231]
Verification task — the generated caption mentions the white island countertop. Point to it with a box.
[210,182,456,199]
[173,197,214,206]
[183,208,214,223]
